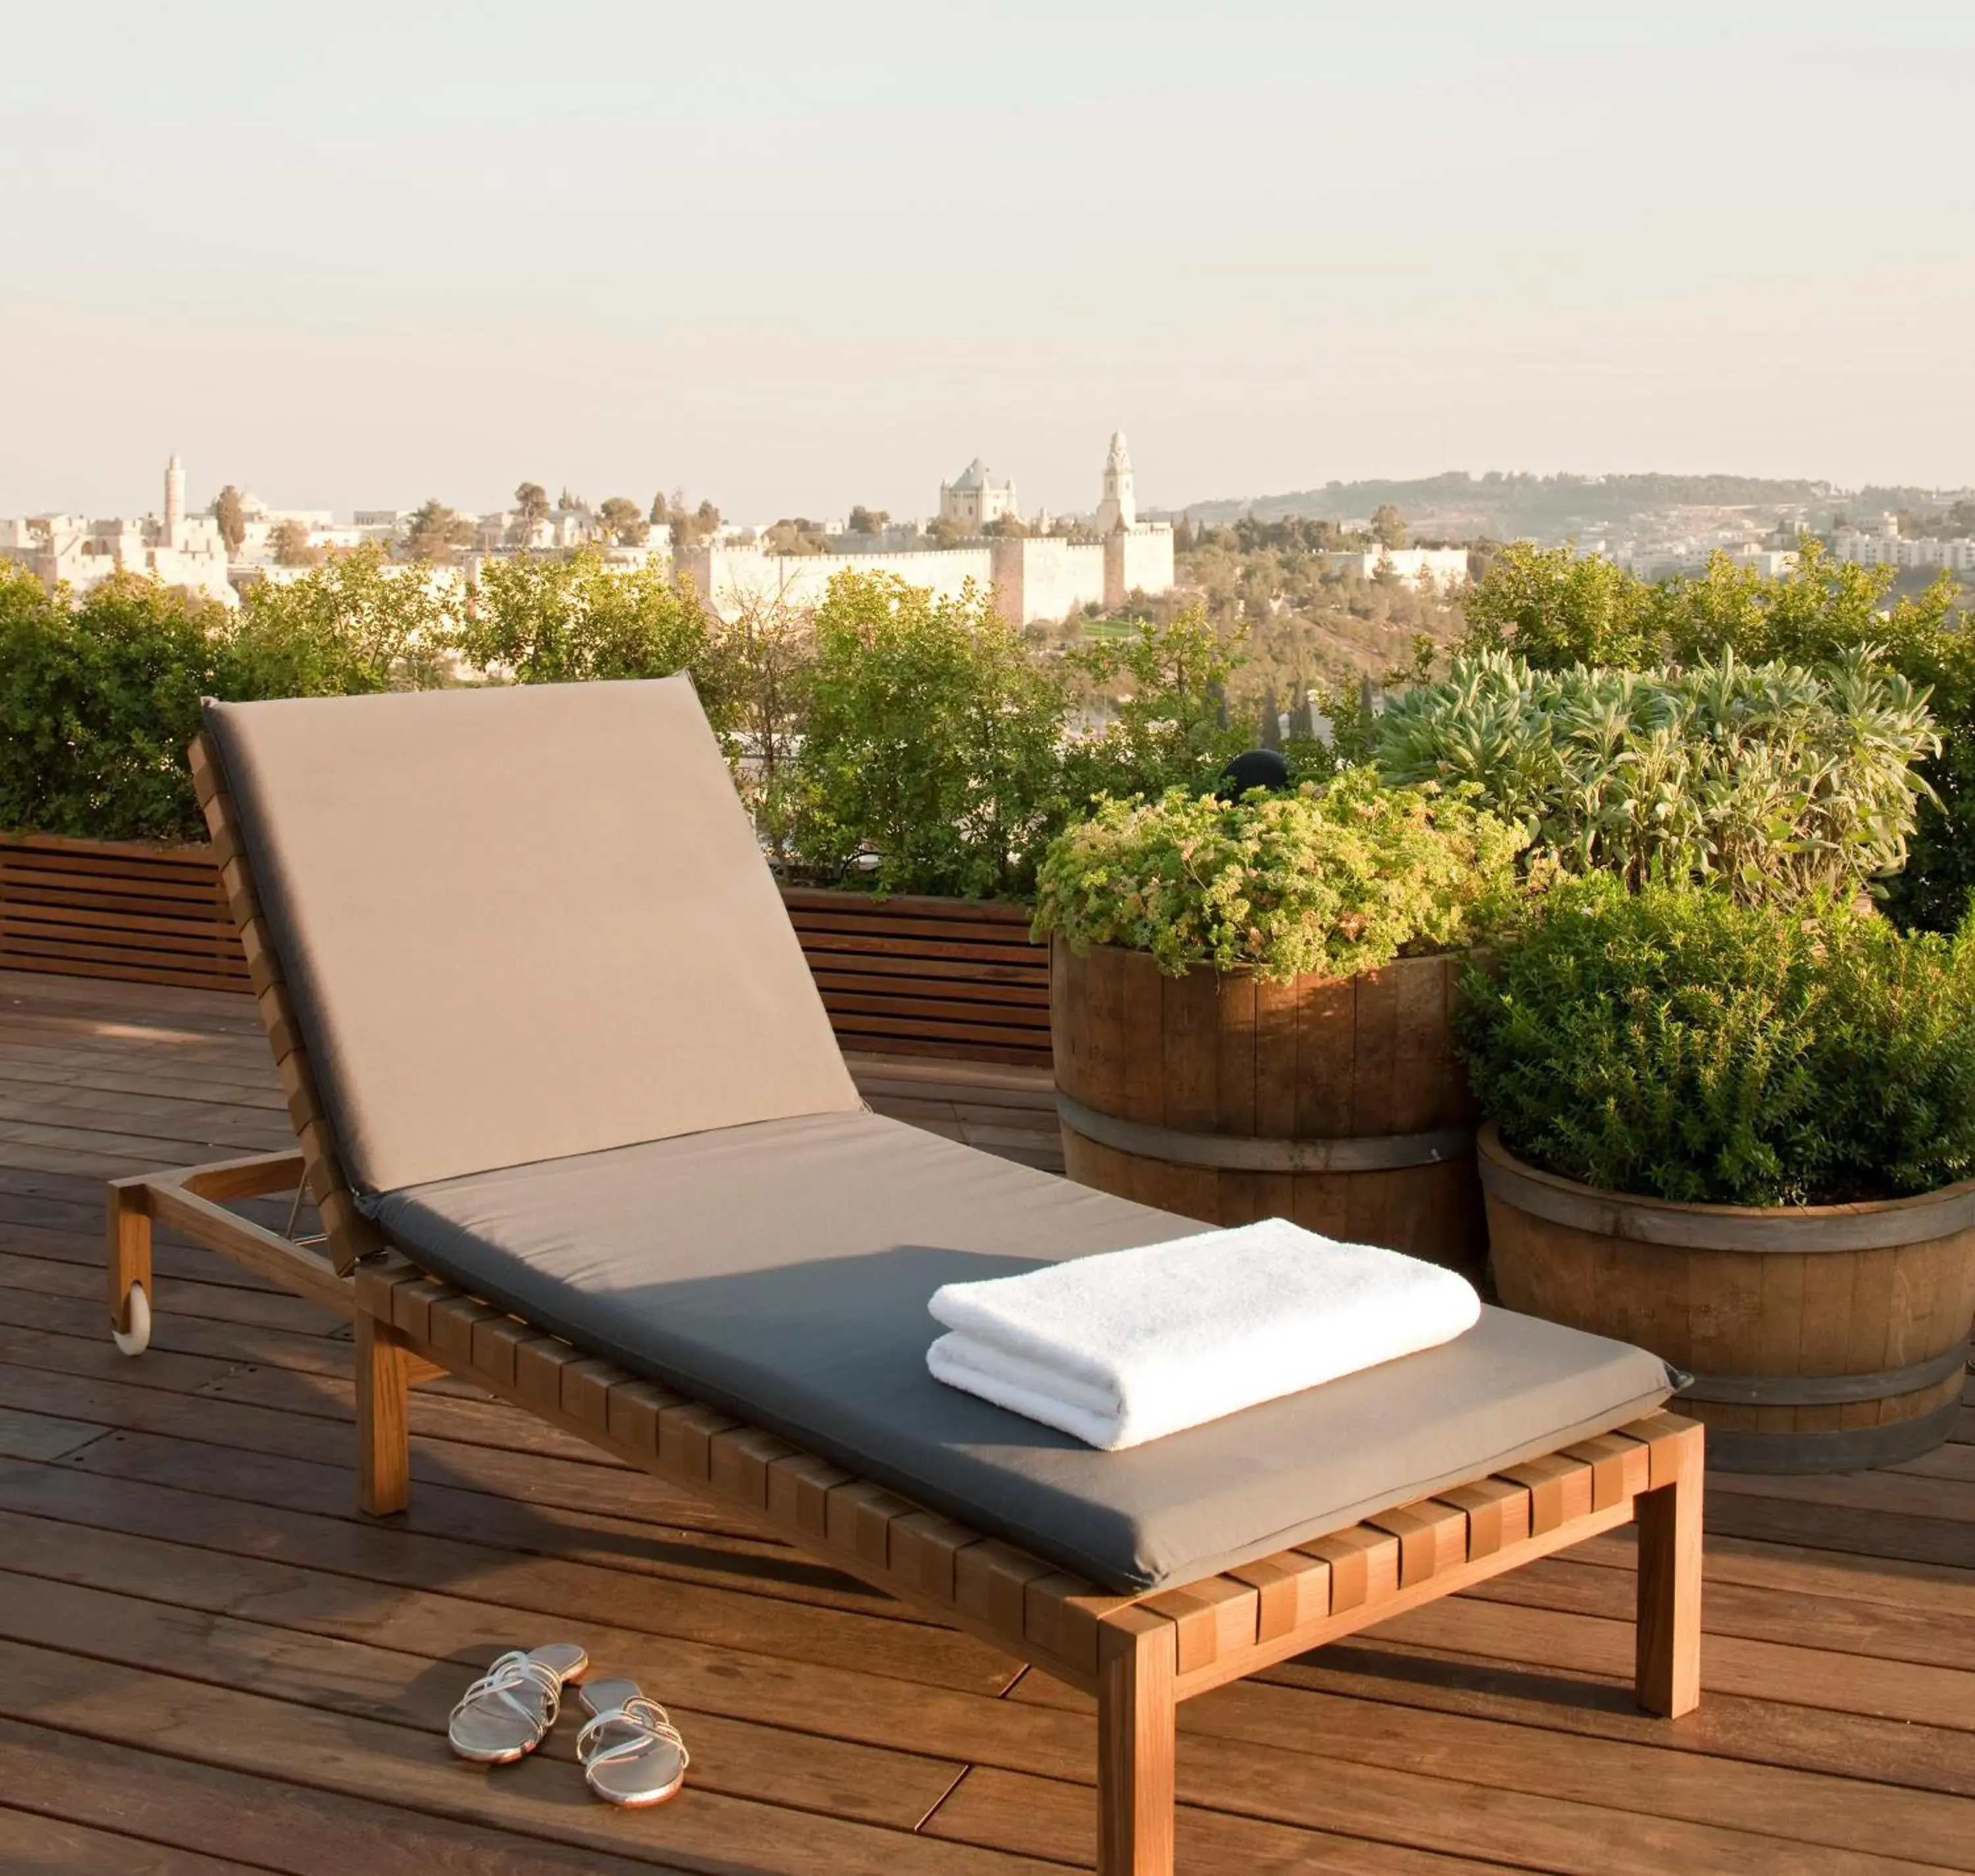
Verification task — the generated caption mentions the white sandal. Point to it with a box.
[576,1677,690,1807]
[447,1642,588,1763]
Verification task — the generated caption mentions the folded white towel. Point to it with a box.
[926,1217,1481,1450]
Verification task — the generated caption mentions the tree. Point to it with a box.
[648,490,670,526]
[461,546,717,697]
[400,500,475,564]
[269,519,320,567]
[665,499,714,548]
[983,514,1027,538]
[508,482,550,548]
[709,590,815,848]
[0,569,234,841]
[598,496,648,546]
[211,486,247,558]
[764,519,826,556]
[926,513,971,548]
[847,506,889,534]
[1064,606,1248,806]
[1370,504,1408,550]
[234,544,460,693]
[783,573,1072,899]
[1460,540,1656,667]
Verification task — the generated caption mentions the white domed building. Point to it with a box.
[937,459,1021,531]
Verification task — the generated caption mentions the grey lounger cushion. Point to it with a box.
[204,679,860,1195]
[369,1110,1675,1592]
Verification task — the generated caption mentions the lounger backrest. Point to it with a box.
[203,677,861,1196]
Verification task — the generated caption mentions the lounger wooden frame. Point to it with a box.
[102,733,1705,1876]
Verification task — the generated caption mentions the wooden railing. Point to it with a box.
[781,887,1049,1066]
[0,833,251,994]
[0,833,1050,1066]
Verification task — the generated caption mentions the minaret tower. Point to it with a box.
[1093,430,1136,534]
[164,454,186,540]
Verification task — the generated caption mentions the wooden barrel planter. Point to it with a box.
[1051,939,1483,1274]
[1480,1123,1975,1473]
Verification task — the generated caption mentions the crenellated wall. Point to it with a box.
[988,536,1108,627]
[679,537,1161,632]
[675,533,1165,627]
[675,543,996,615]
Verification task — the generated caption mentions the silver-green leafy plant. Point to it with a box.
[1032,769,1529,981]
[1375,648,1939,902]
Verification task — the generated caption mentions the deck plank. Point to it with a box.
[0,1718,695,1874]
[1,966,1972,1874]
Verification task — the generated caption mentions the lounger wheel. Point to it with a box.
[113,1283,151,1357]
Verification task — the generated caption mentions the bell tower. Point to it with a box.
[1093,430,1135,535]
[164,453,186,540]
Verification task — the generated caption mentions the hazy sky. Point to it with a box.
[3,1,1971,522]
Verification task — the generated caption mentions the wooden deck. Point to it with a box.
[0,967,1970,1875]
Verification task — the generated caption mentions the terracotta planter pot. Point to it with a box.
[1479,1122,1975,1473]
[1050,939,1483,1274]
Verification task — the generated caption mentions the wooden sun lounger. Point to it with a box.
[101,734,1703,1876]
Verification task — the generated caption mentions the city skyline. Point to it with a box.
[3,2,1972,518]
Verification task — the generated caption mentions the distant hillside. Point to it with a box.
[1180,472,1838,542]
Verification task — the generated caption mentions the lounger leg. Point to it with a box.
[1096,1610,1178,1876]
[356,1309,413,1517]
[1635,1421,1704,1717]
[105,1177,154,1355]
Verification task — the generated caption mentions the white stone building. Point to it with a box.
[1830,514,1975,573]
[681,436,1174,627]
[1092,430,1136,535]
[0,455,236,606]
[937,458,1020,531]
[1325,545,1471,590]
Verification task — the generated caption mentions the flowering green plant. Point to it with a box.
[1031,770,1529,981]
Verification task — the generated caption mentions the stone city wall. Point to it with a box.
[1105,524,1176,609]
[988,536,1108,627]
[676,529,1176,627]
[675,543,995,615]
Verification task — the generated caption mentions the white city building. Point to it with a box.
[0,455,236,606]
[937,457,1021,531]
[1326,544,1471,589]
[1830,513,1975,573]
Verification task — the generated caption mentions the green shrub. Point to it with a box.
[1460,538,1974,927]
[1063,606,1249,804]
[0,552,463,844]
[1460,543,1660,669]
[0,569,239,842]
[1375,648,1938,902]
[780,572,1073,899]
[1032,769,1529,981]
[1458,877,1975,1205]
[459,548,723,708]
[234,545,461,694]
